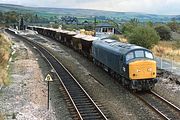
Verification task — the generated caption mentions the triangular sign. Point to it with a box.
[45,74,53,81]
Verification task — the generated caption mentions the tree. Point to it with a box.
[146,21,153,27]
[128,26,160,49]
[155,24,172,40]
[167,21,179,32]
[121,18,139,37]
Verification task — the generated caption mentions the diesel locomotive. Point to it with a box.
[27,26,158,91]
[92,39,157,90]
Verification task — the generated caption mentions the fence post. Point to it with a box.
[160,57,163,69]
[171,59,173,72]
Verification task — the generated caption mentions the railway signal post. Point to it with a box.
[45,73,53,110]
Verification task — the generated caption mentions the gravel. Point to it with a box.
[0,32,72,120]
[154,70,180,107]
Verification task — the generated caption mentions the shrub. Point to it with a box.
[121,18,139,37]
[128,26,160,49]
[174,40,180,49]
[155,24,172,40]
[167,21,179,32]
[108,34,120,41]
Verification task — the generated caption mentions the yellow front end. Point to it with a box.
[129,60,156,80]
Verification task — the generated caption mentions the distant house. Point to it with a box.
[95,23,115,34]
[61,16,78,25]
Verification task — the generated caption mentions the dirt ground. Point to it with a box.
[0,33,56,120]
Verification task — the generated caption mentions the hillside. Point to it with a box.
[0,4,179,22]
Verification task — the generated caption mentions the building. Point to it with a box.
[95,23,115,34]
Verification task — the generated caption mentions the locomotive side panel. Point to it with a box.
[92,42,121,74]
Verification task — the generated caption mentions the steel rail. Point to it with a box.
[135,91,180,120]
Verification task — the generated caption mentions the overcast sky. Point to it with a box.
[0,0,180,15]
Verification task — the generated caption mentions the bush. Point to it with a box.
[167,21,179,32]
[128,26,160,49]
[121,18,139,37]
[174,40,180,49]
[155,25,172,40]
[108,34,120,41]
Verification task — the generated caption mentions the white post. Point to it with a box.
[171,59,173,72]
[160,57,163,69]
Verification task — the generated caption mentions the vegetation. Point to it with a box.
[0,113,3,120]
[152,41,180,62]
[108,34,120,41]
[62,24,83,31]
[121,18,139,37]
[0,11,51,25]
[0,34,11,86]
[174,40,180,49]
[167,20,179,32]
[155,24,172,40]
[128,25,160,49]
[121,19,159,49]
[51,23,60,29]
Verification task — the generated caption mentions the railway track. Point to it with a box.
[135,91,180,120]
[6,29,108,120]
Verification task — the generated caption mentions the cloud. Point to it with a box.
[75,0,180,15]
[0,0,180,15]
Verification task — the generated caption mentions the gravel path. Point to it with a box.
[0,32,72,120]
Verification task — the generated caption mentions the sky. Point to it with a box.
[0,0,180,15]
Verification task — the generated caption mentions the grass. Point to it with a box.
[152,40,180,62]
[0,33,11,86]
[0,113,4,120]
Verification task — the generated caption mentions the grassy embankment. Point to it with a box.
[0,33,11,86]
[152,32,180,62]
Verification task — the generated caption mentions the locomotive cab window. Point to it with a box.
[135,50,144,58]
[145,51,154,59]
[126,52,134,61]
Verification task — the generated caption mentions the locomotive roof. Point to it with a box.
[93,38,150,55]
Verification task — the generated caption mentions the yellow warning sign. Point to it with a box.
[45,74,53,82]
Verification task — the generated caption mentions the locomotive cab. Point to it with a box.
[125,50,157,90]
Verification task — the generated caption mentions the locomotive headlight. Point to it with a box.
[136,69,141,72]
[147,68,152,72]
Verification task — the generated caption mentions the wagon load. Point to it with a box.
[66,31,77,47]
[60,30,69,44]
[72,34,86,52]
[81,35,99,58]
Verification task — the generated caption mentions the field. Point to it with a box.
[0,33,11,86]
